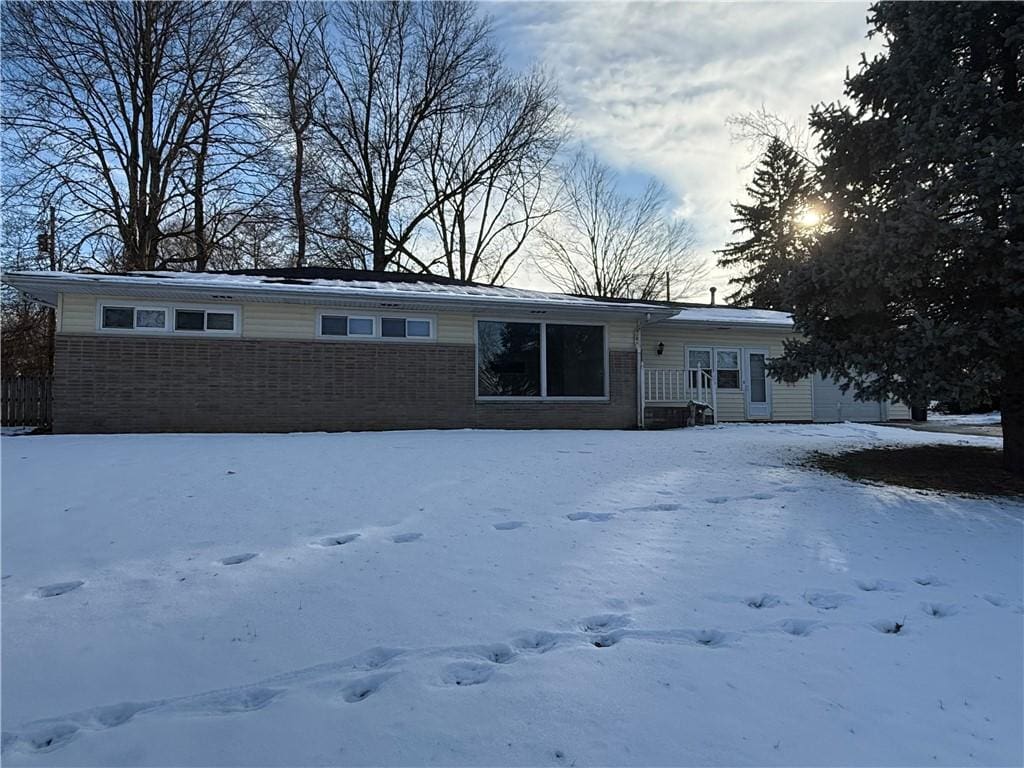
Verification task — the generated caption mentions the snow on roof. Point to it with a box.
[667,306,794,328]
[3,270,671,314]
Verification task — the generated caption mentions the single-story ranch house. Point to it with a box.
[2,268,910,433]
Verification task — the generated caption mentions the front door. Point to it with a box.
[745,349,770,418]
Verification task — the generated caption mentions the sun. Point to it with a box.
[796,208,823,229]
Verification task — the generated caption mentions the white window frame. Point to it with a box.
[685,345,741,391]
[313,309,436,342]
[714,347,741,391]
[475,318,609,402]
[95,301,240,336]
[316,311,378,339]
[172,304,241,336]
[97,303,171,334]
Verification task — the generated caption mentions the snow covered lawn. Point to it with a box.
[2,424,1021,766]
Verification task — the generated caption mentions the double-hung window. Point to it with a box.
[477,320,606,399]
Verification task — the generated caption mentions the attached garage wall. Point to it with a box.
[811,374,883,422]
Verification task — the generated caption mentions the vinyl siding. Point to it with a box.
[643,322,812,422]
[886,401,912,420]
[59,293,637,350]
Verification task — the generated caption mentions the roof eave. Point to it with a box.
[1,272,677,319]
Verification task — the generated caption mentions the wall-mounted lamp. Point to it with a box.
[656,342,664,356]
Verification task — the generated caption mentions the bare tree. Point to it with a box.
[423,69,563,283]
[537,153,706,301]
[726,104,816,167]
[250,2,329,267]
[2,1,273,272]
[315,1,516,271]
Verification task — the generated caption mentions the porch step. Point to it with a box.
[644,403,715,430]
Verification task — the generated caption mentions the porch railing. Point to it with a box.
[643,366,717,413]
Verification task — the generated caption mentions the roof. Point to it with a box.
[0,269,676,318]
[2,268,793,328]
[665,306,794,329]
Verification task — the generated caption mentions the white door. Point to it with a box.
[745,349,771,418]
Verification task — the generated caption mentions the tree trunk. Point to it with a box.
[1002,363,1023,477]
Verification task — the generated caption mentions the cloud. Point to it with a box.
[491,1,880,299]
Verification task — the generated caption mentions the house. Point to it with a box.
[1,268,910,433]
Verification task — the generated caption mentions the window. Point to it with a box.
[381,317,432,339]
[135,309,166,329]
[381,317,407,338]
[102,306,134,329]
[716,349,740,389]
[687,348,712,387]
[545,324,605,397]
[686,346,741,390]
[477,321,541,396]
[100,305,168,331]
[319,314,375,337]
[477,320,606,399]
[173,307,238,333]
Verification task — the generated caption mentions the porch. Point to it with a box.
[641,366,718,429]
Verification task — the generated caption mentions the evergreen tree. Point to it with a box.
[772,3,1024,475]
[716,137,815,310]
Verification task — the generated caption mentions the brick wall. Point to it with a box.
[53,335,638,433]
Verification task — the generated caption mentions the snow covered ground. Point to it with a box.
[927,411,1002,426]
[2,424,1021,766]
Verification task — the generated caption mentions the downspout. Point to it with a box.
[636,316,647,429]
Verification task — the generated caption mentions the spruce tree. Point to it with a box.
[772,3,1024,475]
[716,137,815,310]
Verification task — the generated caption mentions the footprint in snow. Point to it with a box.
[173,686,283,715]
[33,581,84,599]
[339,673,393,703]
[872,619,905,635]
[705,496,730,504]
[580,613,631,632]
[512,631,559,654]
[314,534,359,547]
[493,521,525,530]
[627,502,683,512]
[11,722,80,753]
[856,578,902,593]
[913,575,944,586]
[777,618,821,637]
[747,492,776,500]
[441,661,494,687]
[219,553,257,566]
[745,593,782,609]
[465,643,518,664]
[391,532,423,544]
[566,511,614,522]
[803,590,854,610]
[921,602,958,618]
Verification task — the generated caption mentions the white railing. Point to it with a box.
[643,366,717,412]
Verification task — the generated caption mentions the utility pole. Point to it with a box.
[665,271,671,302]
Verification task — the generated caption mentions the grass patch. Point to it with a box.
[806,444,1023,499]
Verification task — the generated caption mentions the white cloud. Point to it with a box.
[491,1,880,300]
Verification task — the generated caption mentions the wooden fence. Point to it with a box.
[1,375,53,428]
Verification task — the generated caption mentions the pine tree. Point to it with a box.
[716,137,815,310]
[772,3,1024,475]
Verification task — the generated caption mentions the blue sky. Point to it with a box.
[488,1,880,299]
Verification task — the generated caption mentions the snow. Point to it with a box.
[2,425,1021,766]
[927,411,1002,426]
[4,270,664,312]
[668,306,794,327]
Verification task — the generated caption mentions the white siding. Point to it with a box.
[59,293,636,350]
[643,322,812,422]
